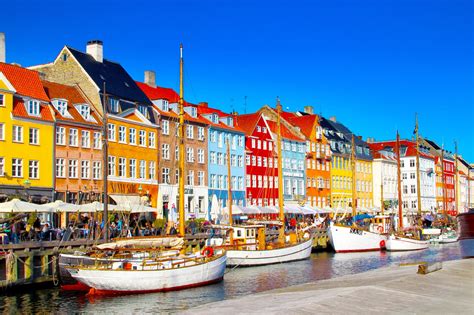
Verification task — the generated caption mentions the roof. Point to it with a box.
[12,98,54,122]
[266,120,305,142]
[287,114,319,138]
[154,107,207,125]
[235,113,262,136]
[199,114,244,133]
[0,62,49,101]
[66,47,151,105]
[370,140,434,160]
[136,82,180,103]
[42,80,101,125]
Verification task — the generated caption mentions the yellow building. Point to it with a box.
[356,159,373,209]
[0,63,55,202]
[330,154,353,208]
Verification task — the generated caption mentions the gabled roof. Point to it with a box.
[42,80,101,125]
[287,114,319,138]
[0,62,49,101]
[12,99,54,122]
[266,120,305,142]
[199,114,244,134]
[136,82,180,103]
[154,107,207,125]
[235,113,262,136]
[370,140,434,160]
[66,47,151,105]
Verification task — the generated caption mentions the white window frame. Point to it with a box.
[148,132,155,148]
[93,132,101,149]
[29,160,39,179]
[162,120,169,135]
[69,128,78,147]
[139,130,146,146]
[129,159,136,178]
[56,158,65,178]
[92,161,101,179]
[129,128,137,145]
[118,126,127,143]
[12,158,23,177]
[27,100,40,116]
[29,128,39,145]
[81,130,90,148]
[81,160,90,179]
[68,159,78,178]
[12,125,23,143]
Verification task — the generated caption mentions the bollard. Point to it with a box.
[418,262,443,275]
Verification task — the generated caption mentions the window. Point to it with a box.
[108,98,119,113]
[162,120,169,135]
[129,128,136,145]
[186,148,194,162]
[92,161,101,179]
[410,159,415,167]
[401,160,404,168]
[256,126,261,132]
[139,160,146,179]
[238,136,243,147]
[56,158,65,177]
[210,131,216,142]
[13,125,23,142]
[187,170,194,185]
[162,100,169,111]
[162,168,170,184]
[238,177,243,190]
[148,161,155,179]
[0,157,4,176]
[12,158,22,177]
[198,171,204,186]
[198,127,205,140]
[81,160,90,179]
[139,130,146,146]
[198,149,204,163]
[231,135,237,149]
[148,132,155,147]
[218,175,223,189]
[0,94,4,106]
[69,128,78,146]
[54,100,68,116]
[81,130,90,148]
[238,155,243,167]
[118,158,126,177]
[27,100,40,116]
[210,152,217,164]
[186,125,194,139]
[217,153,224,165]
[93,132,101,149]
[108,124,116,141]
[411,200,417,209]
[411,185,416,194]
[138,105,147,116]
[0,123,4,140]
[129,159,136,178]
[28,160,39,179]
[218,133,223,147]
[78,104,90,120]
[29,128,39,145]
[162,144,170,160]
[403,185,408,194]
[410,172,415,179]
[118,126,127,143]
[68,159,78,178]
[211,174,217,188]
[108,156,116,176]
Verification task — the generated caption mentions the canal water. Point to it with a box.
[0,243,462,314]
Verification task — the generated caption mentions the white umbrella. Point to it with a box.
[210,195,220,221]
[156,190,164,219]
[0,199,54,213]
[45,200,84,212]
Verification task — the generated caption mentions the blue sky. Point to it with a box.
[2,0,473,161]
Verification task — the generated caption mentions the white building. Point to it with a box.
[372,150,398,210]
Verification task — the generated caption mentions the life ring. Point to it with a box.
[377,226,384,233]
[201,246,214,258]
[380,240,386,248]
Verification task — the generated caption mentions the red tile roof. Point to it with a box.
[266,120,305,142]
[155,107,207,125]
[369,140,434,160]
[42,80,101,126]
[235,113,262,136]
[287,115,319,138]
[12,99,54,122]
[136,82,180,103]
[0,62,49,102]
[199,114,244,133]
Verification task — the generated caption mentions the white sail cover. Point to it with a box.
[0,199,54,213]
[96,237,185,250]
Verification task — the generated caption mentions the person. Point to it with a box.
[33,217,42,241]
[290,216,297,231]
[10,221,19,244]
[169,224,177,235]
[41,223,50,241]
[188,218,197,235]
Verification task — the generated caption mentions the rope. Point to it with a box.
[224,254,249,274]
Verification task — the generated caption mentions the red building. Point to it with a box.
[442,157,456,214]
[235,113,278,207]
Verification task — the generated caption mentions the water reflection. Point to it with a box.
[0,243,462,314]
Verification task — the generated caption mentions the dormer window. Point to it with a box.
[54,100,68,116]
[138,105,147,117]
[228,117,234,127]
[78,104,91,120]
[211,114,219,124]
[108,98,119,113]
[190,107,197,118]
[27,100,40,116]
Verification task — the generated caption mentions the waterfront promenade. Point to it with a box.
[185,258,474,314]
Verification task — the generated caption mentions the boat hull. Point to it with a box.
[226,237,313,267]
[67,254,227,295]
[385,235,429,251]
[328,225,385,253]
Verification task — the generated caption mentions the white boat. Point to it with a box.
[67,249,227,295]
[328,223,386,253]
[227,237,313,267]
[385,234,429,251]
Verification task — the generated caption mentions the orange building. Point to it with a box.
[287,114,331,207]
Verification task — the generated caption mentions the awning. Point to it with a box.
[109,194,141,207]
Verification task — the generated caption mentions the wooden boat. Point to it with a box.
[328,222,386,253]
[65,44,226,295]
[385,234,428,251]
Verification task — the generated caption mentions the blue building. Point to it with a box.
[200,110,246,212]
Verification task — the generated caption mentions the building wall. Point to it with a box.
[356,159,373,208]
[305,131,331,208]
[400,156,436,212]
[330,154,352,208]
[281,138,306,203]
[207,126,246,209]
[0,81,54,199]
[372,159,398,209]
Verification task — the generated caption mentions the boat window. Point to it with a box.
[246,229,250,237]
[237,230,242,237]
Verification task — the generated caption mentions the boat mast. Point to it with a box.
[415,114,422,216]
[276,98,285,243]
[226,140,233,243]
[178,44,186,236]
[380,164,384,215]
[441,144,447,216]
[396,131,403,229]
[102,83,109,241]
[351,135,357,217]
[454,140,459,213]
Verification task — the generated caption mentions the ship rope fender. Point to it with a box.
[380,240,386,248]
[201,246,214,258]
[377,226,384,233]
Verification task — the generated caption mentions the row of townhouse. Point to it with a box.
[1,37,472,218]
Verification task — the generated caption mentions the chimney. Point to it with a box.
[144,70,156,88]
[0,32,5,63]
[329,116,337,122]
[304,105,313,114]
[199,102,208,108]
[86,40,103,63]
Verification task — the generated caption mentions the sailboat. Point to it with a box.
[217,100,313,266]
[328,136,387,253]
[385,126,428,251]
[65,44,227,295]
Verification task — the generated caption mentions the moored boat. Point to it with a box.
[457,209,474,258]
[328,223,386,253]
[385,234,428,251]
